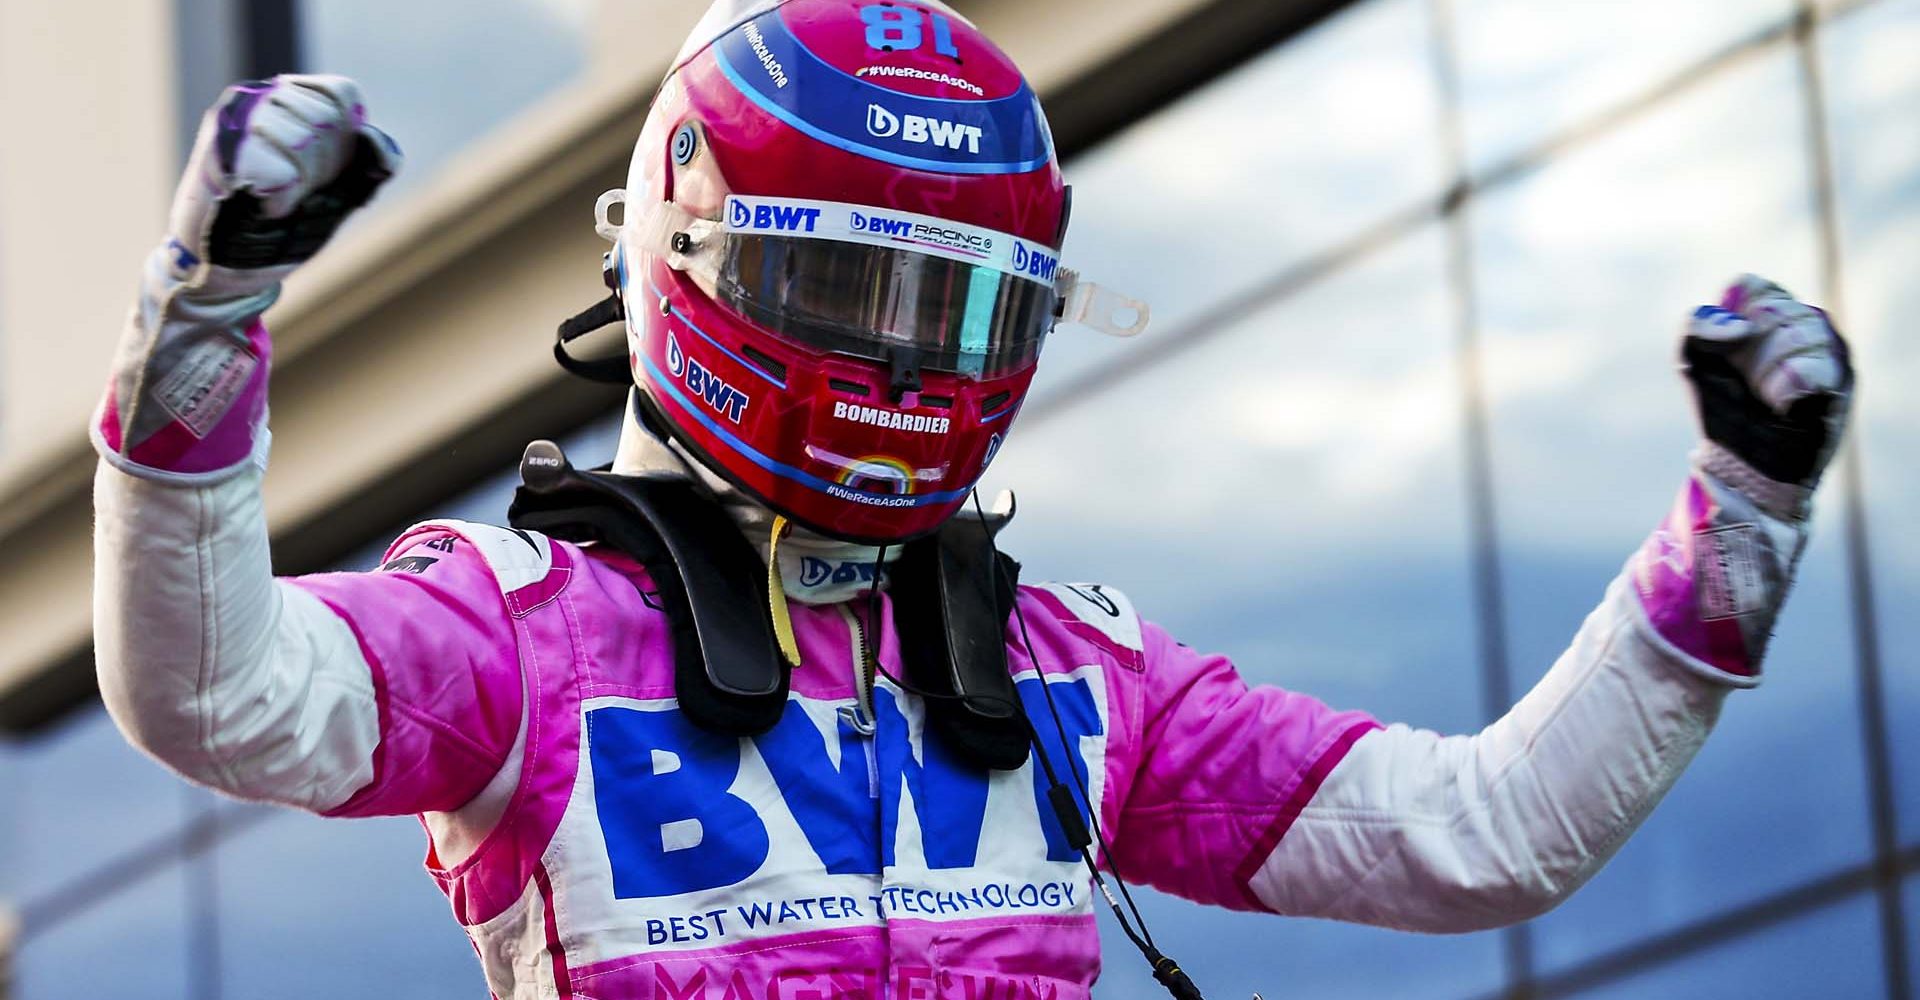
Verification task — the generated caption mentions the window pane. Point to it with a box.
[1452,0,1793,170]
[216,809,484,998]
[1036,0,1444,400]
[989,228,1503,997]
[990,226,1483,733]
[1822,0,1920,847]
[12,864,191,1000]
[0,742,17,895]
[299,0,590,207]
[1909,875,1920,990]
[1568,891,1885,999]
[1470,47,1875,970]
[0,707,199,904]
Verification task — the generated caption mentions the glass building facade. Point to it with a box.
[1,0,1914,996]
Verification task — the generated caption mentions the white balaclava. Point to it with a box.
[611,392,901,605]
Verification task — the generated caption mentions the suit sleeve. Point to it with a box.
[93,456,526,817]
[1122,457,1805,931]
[1104,621,1381,912]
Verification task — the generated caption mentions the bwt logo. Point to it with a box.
[665,334,750,423]
[728,197,822,233]
[587,680,1104,899]
[1011,242,1059,282]
[866,104,984,154]
[849,211,913,239]
[665,332,686,376]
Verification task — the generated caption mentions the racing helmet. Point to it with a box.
[600,0,1147,543]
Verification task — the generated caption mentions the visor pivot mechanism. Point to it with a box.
[593,189,626,243]
[1055,267,1151,338]
[888,348,923,405]
[671,231,693,254]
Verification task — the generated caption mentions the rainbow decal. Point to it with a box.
[837,455,917,496]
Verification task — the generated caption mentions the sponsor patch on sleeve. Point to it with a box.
[151,339,258,438]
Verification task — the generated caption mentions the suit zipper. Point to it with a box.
[836,606,880,797]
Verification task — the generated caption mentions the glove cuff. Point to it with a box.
[1627,465,1810,683]
[1695,440,1812,522]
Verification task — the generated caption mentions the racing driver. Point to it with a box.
[92,2,1853,997]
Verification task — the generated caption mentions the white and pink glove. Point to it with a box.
[1631,275,1853,683]
[93,75,399,480]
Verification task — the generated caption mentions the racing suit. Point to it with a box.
[92,77,1830,999]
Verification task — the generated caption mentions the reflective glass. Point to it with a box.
[12,864,191,1000]
[1909,875,1919,990]
[719,236,1055,377]
[299,0,590,206]
[0,741,17,898]
[1035,0,1444,398]
[1570,891,1885,999]
[989,226,1483,733]
[0,706,200,905]
[1451,0,1793,170]
[986,229,1503,996]
[216,809,485,998]
[1471,48,1873,970]
[1822,0,1920,846]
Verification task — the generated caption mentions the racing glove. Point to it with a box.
[1631,274,1853,682]
[93,75,400,480]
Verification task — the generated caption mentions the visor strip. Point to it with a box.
[723,195,1062,287]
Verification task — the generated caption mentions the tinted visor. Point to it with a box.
[716,236,1056,377]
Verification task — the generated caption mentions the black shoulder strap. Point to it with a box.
[508,440,790,736]
[506,439,1029,770]
[895,511,1030,771]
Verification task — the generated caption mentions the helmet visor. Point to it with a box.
[717,235,1055,377]
[650,195,1064,378]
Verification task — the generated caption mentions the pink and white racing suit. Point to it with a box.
[93,311,1805,998]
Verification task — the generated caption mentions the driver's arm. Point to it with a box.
[1110,278,1849,930]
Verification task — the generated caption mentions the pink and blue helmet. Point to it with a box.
[605,0,1145,542]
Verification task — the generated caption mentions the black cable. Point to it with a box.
[856,545,1165,961]
[973,497,1206,1000]
[857,543,1020,717]
[970,491,1160,951]
[850,498,1205,1000]
[864,541,1144,932]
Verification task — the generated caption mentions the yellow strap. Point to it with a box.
[767,515,803,667]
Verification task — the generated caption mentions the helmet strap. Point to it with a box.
[766,516,804,667]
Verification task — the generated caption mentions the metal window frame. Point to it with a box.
[1,0,1909,997]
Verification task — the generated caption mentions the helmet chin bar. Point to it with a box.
[628,387,962,547]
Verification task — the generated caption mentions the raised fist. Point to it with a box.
[1683,275,1852,492]
[167,75,401,279]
